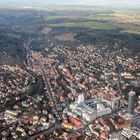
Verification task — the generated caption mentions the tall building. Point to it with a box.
[128,91,136,115]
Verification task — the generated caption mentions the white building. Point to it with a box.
[77,94,84,104]
[68,95,112,122]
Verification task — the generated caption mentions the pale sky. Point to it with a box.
[1,0,140,6]
[72,0,140,6]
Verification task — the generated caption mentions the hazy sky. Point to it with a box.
[67,0,140,6]
[51,0,140,4]
[1,0,140,6]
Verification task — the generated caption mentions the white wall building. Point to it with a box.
[68,95,112,122]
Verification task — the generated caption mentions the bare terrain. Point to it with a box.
[42,27,52,35]
[54,32,76,41]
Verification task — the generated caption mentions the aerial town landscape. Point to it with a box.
[0,0,140,140]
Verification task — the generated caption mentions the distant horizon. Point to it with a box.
[0,0,140,11]
[0,0,140,6]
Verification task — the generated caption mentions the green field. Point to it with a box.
[113,23,140,31]
[46,15,85,20]
[45,13,114,20]
[45,12,140,31]
[48,20,140,31]
[48,21,118,30]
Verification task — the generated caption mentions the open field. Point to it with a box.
[46,14,113,20]
[48,21,140,31]
[120,30,140,35]
[113,23,140,31]
[48,21,119,30]
[45,12,140,23]
[54,33,76,41]
[45,14,115,21]
[45,11,140,31]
